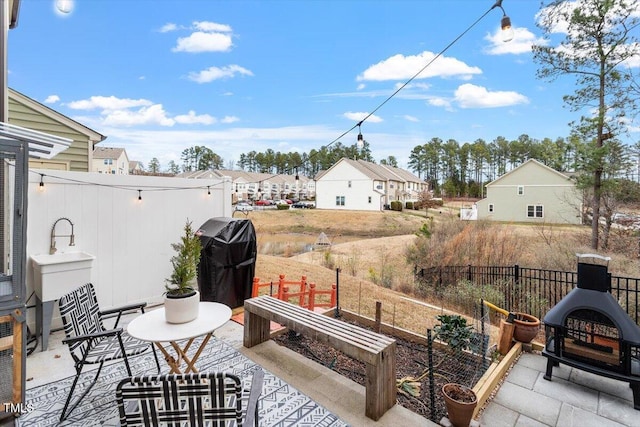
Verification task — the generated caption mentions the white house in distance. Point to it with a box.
[315,158,427,211]
[179,169,315,202]
[93,147,130,175]
[476,159,582,225]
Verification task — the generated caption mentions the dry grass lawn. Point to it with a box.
[249,207,638,339]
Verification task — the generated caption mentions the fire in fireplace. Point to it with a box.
[542,254,640,410]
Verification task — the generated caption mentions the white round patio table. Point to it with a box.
[127,302,232,373]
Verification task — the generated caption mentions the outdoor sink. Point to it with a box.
[31,251,95,301]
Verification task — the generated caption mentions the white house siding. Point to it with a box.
[476,159,581,225]
[24,170,232,331]
[315,161,383,211]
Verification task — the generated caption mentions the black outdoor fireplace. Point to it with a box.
[543,254,640,410]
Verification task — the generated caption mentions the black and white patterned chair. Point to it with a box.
[116,370,264,426]
[58,283,160,422]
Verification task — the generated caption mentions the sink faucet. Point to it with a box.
[50,217,75,255]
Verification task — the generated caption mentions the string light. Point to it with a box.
[492,0,514,42]
[138,190,142,201]
[356,122,365,149]
[207,186,211,196]
[38,174,45,192]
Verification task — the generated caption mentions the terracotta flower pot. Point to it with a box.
[442,383,477,427]
[513,312,540,343]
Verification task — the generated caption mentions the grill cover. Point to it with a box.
[196,217,257,309]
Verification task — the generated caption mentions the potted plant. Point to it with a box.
[434,314,478,427]
[164,219,202,323]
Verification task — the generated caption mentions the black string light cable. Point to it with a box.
[22,1,511,197]
[26,168,227,196]
[265,0,514,184]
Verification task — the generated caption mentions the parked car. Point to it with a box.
[255,199,272,206]
[274,200,289,205]
[292,201,314,209]
[235,202,253,212]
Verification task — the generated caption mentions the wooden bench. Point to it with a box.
[243,295,397,421]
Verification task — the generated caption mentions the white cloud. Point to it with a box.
[428,98,452,109]
[187,65,253,83]
[172,32,233,53]
[454,83,529,108]
[485,27,548,55]
[221,116,240,124]
[159,23,178,33]
[44,95,60,104]
[67,96,153,110]
[357,51,482,82]
[403,115,419,122]
[193,21,232,33]
[357,83,366,90]
[102,104,175,127]
[343,112,383,123]
[174,111,216,125]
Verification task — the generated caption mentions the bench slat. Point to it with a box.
[245,296,394,365]
[247,296,394,348]
[246,297,393,348]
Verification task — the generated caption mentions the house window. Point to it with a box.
[488,204,494,213]
[527,204,543,218]
[517,185,524,195]
[348,181,352,188]
[336,196,345,206]
[368,196,372,203]
[376,184,383,190]
[104,159,112,165]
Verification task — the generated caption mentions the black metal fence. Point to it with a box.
[415,265,640,325]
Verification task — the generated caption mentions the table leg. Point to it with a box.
[154,333,215,374]
[154,342,182,374]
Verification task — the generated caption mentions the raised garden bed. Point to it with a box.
[272,310,518,422]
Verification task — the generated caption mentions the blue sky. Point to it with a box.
[7,0,640,171]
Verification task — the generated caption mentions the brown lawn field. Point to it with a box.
[248,207,638,337]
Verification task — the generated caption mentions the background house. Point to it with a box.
[129,160,143,174]
[93,147,130,175]
[8,88,105,172]
[179,169,315,202]
[314,158,427,211]
[476,159,582,224]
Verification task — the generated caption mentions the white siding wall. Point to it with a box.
[25,170,232,330]
[315,162,381,211]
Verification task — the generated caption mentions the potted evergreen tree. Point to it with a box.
[434,314,478,427]
[164,219,202,323]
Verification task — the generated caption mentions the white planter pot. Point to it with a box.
[164,290,200,324]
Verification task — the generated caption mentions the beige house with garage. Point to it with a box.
[476,159,582,225]
[8,88,105,171]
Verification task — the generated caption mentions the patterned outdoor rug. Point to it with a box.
[16,337,349,426]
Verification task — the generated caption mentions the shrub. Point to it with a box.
[405,201,414,210]
[434,314,473,355]
[276,204,290,210]
[390,200,403,211]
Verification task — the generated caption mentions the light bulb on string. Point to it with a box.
[207,186,211,196]
[137,190,142,202]
[55,0,74,15]
[38,174,45,192]
[357,122,365,149]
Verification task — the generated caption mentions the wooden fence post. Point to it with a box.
[308,283,316,311]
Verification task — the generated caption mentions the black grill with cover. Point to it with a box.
[196,217,257,309]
